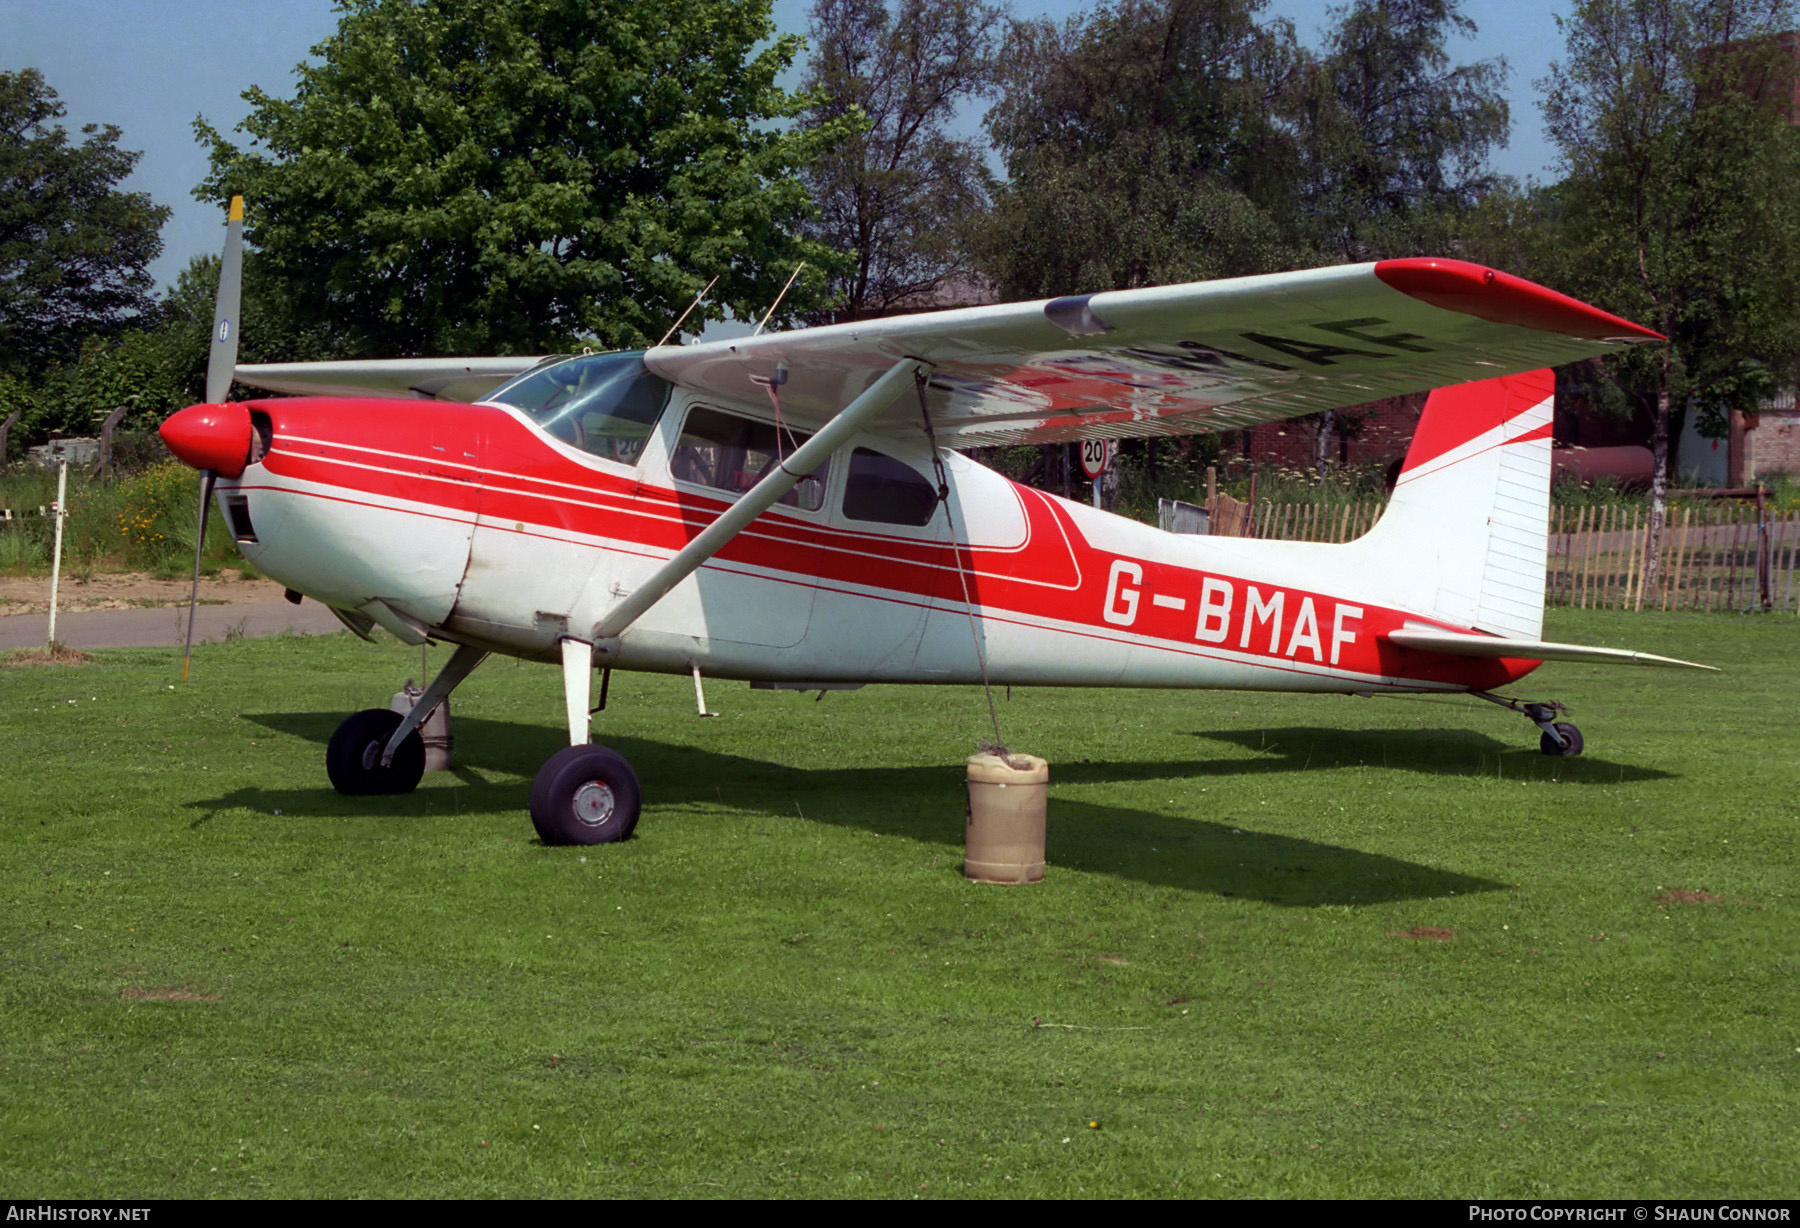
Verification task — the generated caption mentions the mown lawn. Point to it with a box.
[0,609,1793,1198]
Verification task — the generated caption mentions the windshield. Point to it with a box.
[487,351,672,465]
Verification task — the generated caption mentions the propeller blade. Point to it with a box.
[204,196,245,405]
[182,469,217,682]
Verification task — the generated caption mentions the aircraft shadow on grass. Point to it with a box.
[196,712,1602,906]
[1179,725,1672,785]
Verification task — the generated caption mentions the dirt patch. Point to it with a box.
[1653,890,1724,904]
[1394,926,1457,941]
[122,986,222,1002]
[2,643,94,667]
[0,571,286,618]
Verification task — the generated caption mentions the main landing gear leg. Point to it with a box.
[1472,690,1584,758]
[529,637,642,845]
[326,642,489,796]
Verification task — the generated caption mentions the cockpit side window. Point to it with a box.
[487,351,671,465]
[672,406,827,512]
[842,447,938,526]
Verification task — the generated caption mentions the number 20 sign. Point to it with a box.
[1079,438,1116,479]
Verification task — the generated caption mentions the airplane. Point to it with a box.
[158,197,1711,846]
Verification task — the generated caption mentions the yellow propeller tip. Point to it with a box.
[228,196,244,221]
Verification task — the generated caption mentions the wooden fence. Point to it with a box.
[1544,503,1798,613]
[1223,499,1800,614]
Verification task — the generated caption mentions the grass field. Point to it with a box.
[1,610,1794,1198]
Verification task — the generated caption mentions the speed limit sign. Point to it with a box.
[1078,438,1115,478]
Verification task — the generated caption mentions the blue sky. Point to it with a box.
[1,0,1573,294]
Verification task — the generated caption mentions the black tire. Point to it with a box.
[326,708,426,795]
[529,743,642,845]
[1539,721,1584,758]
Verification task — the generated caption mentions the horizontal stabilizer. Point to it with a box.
[1384,627,1717,671]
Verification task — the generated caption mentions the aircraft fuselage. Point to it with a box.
[217,390,1534,697]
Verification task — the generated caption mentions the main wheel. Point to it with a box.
[529,743,642,845]
[1539,721,1584,758]
[326,708,426,795]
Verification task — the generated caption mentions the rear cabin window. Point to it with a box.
[672,407,828,512]
[842,448,938,526]
[487,351,670,465]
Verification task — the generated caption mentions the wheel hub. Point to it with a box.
[360,741,381,771]
[573,780,616,826]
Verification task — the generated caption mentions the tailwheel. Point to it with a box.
[530,743,642,845]
[1539,721,1583,758]
[326,708,426,795]
[1471,691,1585,758]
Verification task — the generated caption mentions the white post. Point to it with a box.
[46,459,67,647]
[691,663,713,717]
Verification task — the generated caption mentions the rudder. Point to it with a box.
[1352,370,1554,640]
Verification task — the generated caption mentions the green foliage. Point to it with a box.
[28,330,191,439]
[196,0,845,356]
[158,253,357,391]
[1108,435,1225,521]
[0,68,170,379]
[976,0,1514,298]
[113,459,203,569]
[980,0,1306,296]
[1541,0,1800,451]
[0,516,45,572]
[1551,472,1639,508]
[1437,179,1568,279]
[0,371,29,462]
[6,244,352,453]
[0,459,236,576]
[797,0,1004,321]
[1292,0,1511,261]
[980,134,1303,296]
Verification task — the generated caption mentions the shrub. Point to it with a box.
[114,459,201,569]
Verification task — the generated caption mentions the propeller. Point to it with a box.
[179,195,245,681]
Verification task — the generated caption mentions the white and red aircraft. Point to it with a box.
[159,199,1708,845]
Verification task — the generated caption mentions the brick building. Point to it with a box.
[1232,394,1426,473]
[1738,394,1800,481]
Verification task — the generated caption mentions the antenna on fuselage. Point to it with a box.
[654,274,719,348]
[751,263,806,337]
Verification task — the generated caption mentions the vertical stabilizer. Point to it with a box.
[1352,370,1554,639]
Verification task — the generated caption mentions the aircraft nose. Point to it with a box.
[160,402,252,478]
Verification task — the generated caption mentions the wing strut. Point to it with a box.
[916,370,1010,757]
[589,357,930,643]
[380,643,490,766]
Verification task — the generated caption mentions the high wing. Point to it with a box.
[645,258,1662,445]
[233,356,547,403]
[225,258,1659,446]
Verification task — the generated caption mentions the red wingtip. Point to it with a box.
[160,402,253,478]
[1375,257,1665,343]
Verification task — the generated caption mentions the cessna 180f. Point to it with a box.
[159,198,1709,845]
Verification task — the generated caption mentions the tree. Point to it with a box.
[155,253,355,399]
[1541,0,1800,590]
[29,330,189,441]
[0,69,169,379]
[1292,0,1511,263]
[978,0,1306,299]
[797,0,1005,322]
[195,0,849,357]
[1281,0,1513,476]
